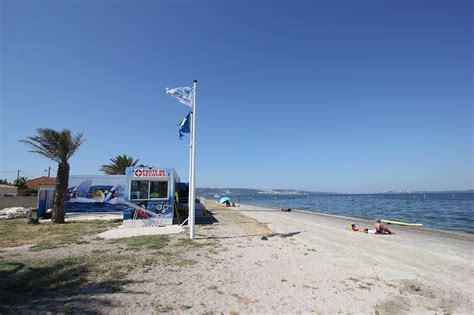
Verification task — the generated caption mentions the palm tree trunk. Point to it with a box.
[52,161,69,223]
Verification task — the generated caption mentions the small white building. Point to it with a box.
[0,184,18,197]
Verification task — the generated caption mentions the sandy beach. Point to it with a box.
[1,200,473,314]
[228,202,474,314]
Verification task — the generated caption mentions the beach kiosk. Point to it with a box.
[123,166,180,227]
[61,166,181,227]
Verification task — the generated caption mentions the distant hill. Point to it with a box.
[196,188,331,196]
[196,187,474,196]
[375,189,474,194]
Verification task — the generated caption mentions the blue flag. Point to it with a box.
[177,112,191,140]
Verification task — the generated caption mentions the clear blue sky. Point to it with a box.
[1,0,472,193]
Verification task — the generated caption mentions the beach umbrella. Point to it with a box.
[219,197,231,204]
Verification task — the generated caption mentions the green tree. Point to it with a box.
[13,176,28,189]
[100,155,142,175]
[21,128,84,223]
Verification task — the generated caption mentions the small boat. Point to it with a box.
[381,219,423,227]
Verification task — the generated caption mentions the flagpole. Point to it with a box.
[187,111,193,234]
[189,80,197,240]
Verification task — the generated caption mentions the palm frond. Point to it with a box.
[100,154,141,175]
[20,128,85,163]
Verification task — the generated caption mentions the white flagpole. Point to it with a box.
[187,110,193,232]
[189,80,197,240]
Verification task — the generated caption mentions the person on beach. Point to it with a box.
[374,219,394,234]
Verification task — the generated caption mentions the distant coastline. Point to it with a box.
[198,187,474,196]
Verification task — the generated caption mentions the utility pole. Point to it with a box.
[16,170,20,183]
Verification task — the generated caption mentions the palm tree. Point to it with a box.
[13,176,28,189]
[21,128,84,223]
[100,155,141,175]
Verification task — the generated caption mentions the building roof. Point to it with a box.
[25,176,57,189]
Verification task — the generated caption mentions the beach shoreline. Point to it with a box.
[219,201,473,313]
[231,201,473,255]
[234,201,474,239]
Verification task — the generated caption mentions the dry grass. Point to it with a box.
[0,253,134,299]
[0,219,121,248]
[108,235,169,250]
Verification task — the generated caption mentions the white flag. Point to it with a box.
[166,86,194,107]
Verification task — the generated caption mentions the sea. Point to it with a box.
[203,192,474,234]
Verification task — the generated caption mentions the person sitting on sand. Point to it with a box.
[374,219,394,234]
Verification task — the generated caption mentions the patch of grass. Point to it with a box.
[175,258,197,266]
[177,238,218,249]
[156,304,174,313]
[0,253,133,299]
[108,235,169,250]
[0,219,121,248]
[92,249,107,254]
[30,243,61,251]
[75,240,90,245]
[177,238,207,248]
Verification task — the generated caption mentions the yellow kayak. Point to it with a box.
[381,219,423,227]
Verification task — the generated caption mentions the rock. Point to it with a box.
[4,207,32,219]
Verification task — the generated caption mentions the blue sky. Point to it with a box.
[1,0,472,193]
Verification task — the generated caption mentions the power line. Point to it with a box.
[0,168,58,182]
[20,170,34,178]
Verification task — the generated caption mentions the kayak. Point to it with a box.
[381,219,423,227]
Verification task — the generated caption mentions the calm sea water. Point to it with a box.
[205,193,474,233]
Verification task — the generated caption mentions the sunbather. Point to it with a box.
[374,219,394,234]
